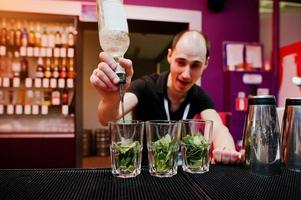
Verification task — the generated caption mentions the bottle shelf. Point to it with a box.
[0,46,75,58]
[0,11,78,168]
[0,77,74,89]
[0,104,72,116]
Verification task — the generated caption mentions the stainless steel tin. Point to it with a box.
[243,95,281,176]
[281,98,301,172]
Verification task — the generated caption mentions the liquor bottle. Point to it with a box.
[20,53,29,80]
[48,26,55,48]
[34,90,43,105]
[61,27,68,48]
[21,21,29,47]
[68,58,76,79]
[55,25,62,48]
[6,51,13,78]
[17,88,25,105]
[7,19,15,47]
[52,58,60,78]
[0,90,5,105]
[44,58,52,78]
[43,90,51,106]
[60,58,67,78]
[35,23,42,47]
[8,90,13,104]
[67,25,75,47]
[12,51,21,77]
[61,89,69,105]
[0,18,7,45]
[41,27,48,47]
[28,22,35,47]
[97,0,129,83]
[0,46,6,77]
[97,0,129,121]
[24,89,34,115]
[36,57,44,78]
[51,90,61,105]
[25,90,34,105]
[15,21,22,47]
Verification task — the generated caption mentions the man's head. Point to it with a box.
[167,30,210,94]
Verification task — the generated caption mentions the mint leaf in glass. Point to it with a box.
[182,133,210,169]
[152,134,178,173]
[112,139,141,173]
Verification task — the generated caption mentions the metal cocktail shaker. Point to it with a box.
[242,95,281,176]
[281,98,301,172]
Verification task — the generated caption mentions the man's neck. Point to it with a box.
[167,74,187,112]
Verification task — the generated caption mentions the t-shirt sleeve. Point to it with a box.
[197,88,215,111]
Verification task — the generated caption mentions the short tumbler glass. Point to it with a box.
[146,120,181,177]
[181,119,213,174]
[109,120,144,178]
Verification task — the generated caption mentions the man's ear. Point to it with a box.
[203,57,210,69]
[167,48,172,64]
[200,57,209,73]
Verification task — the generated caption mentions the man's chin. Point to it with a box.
[176,84,190,93]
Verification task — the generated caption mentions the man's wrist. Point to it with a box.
[101,93,120,104]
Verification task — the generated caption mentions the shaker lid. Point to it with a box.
[248,95,276,105]
[285,98,301,105]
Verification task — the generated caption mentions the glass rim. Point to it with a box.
[181,119,213,124]
[108,120,143,125]
[146,120,178,125]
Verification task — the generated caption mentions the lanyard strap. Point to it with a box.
[164,97,190,121]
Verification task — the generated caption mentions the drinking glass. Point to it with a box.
[146,120,181,177]
[181,119,213,173]
[109,120,144,178]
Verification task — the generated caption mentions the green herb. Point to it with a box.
[182,133,210,169]
[152,134,178,173]
[112,138,141,173]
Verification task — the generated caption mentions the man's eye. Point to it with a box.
[191,63,202,69]
[177,60,186,66]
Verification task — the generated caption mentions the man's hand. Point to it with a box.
[211,147,245,164]
[90,52,133,98]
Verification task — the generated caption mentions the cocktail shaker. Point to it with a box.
[281,98,301,172]
[242,95,281,175]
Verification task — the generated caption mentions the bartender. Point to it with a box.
[90,30,245,165]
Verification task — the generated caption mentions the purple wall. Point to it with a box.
[124,0,259,111]
[63,0,259,111]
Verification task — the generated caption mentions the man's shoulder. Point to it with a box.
[191,84,208,95]
[135,72,167,86]
[129,73,161,93]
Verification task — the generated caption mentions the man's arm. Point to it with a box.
[98,92,138,126]
[90,52,136,125]
[200,109,245,164]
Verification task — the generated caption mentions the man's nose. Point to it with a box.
[181,66,191,79]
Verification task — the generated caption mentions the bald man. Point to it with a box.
[90,30,245,165]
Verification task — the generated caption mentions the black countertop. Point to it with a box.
[0,165,300,200]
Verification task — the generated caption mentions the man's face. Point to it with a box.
[167,32,208,94]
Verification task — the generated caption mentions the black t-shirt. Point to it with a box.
[127,71,215,165]
[128,71,215,120]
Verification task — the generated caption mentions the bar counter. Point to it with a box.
[0,165,300,200]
